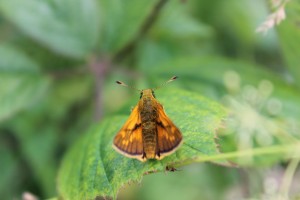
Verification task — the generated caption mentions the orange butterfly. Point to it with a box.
[113,76,183,162]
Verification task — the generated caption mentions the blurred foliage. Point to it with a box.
[1,0,300,199]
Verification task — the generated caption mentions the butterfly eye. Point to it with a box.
[140,91,143,99]
[151,90,156,98]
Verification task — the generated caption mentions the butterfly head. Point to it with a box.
[116,76,178,98]
[140,89,155,99]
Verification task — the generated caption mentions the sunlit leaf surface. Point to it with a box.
[57,88,226,199]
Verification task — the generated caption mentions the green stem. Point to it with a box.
[279,155,300,198]
[176,143,300,167]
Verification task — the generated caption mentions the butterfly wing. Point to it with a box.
[113,105,145,162]
[155,102,183,160]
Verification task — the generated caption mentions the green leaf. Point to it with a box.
[133,163,238,200]
[16,125,58,196]
[0,44,50,122]
[5,74,93,197]
[0,142,20,199]
[136,0,213,69]
[278,1,300,87]
[153,0,212,39]
[99,0,156,53]
[0,45,39,73]
[0,0,100,58]
[57,88,226,199]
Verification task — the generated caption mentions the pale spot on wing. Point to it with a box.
[121,131,125,137]
[170,136,175,141]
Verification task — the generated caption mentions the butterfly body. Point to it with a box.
[139,89,159,159]
[113,88,183,162]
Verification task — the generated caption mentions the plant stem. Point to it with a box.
[279,156,300,199]
[175,143,300,167]
[89,56,110,120]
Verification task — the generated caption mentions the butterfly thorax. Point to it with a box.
[138,89,158,159]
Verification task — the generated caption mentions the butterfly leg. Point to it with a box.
[165,166,177,172]
[142,152,147,160]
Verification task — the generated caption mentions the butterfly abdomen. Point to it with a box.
[142,122,157,159]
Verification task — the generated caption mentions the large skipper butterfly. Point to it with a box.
[113,76,183,162]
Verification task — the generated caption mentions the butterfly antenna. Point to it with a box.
[153,76,178,90]
[116,80,141,92]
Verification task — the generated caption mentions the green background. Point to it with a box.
[1,0,300,199]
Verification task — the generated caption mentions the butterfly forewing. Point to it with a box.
[155,103,183,159]
[113,106,145,161]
